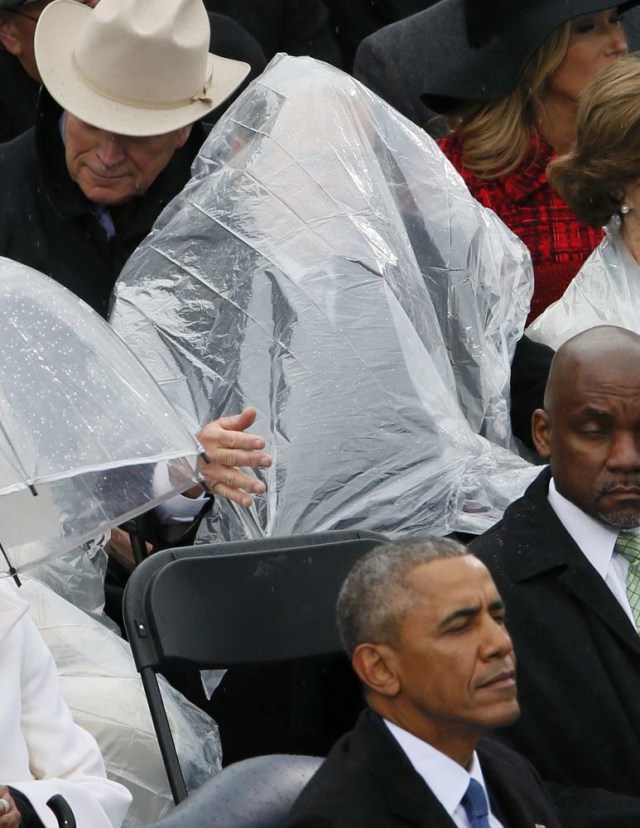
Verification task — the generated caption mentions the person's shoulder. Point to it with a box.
[437,132,460,158]
[0,127,37,192]
[207,12,267,74]
[437,133,489,197]
[469,469,553,558]
[0,578,30,645]
[283,727,390,828]
[0,126,35,159]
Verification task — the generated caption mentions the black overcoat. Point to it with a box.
[471,468,640,827]
[0,90,201,318]
[283,709,561,828]
[203,0,341,65]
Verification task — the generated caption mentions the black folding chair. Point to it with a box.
[123,530,387,804]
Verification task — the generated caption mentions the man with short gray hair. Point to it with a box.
[0,0,260,315]
[337,536,466,658]
[284,537,561,828]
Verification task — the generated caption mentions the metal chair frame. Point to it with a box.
[123,529,386,803]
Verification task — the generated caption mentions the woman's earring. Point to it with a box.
[621,202,631,215]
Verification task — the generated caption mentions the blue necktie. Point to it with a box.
[462,778,491,828]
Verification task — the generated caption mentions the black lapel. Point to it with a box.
[352,710,457,828]
[479,741,552,828]
[559,558,640,656]
[503,469,640,658]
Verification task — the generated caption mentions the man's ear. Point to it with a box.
[174,124,192,150]
[351,643,401,698]
[0,15,24,56]
[531,408,552,459]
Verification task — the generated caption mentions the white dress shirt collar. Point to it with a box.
[384,719,488,821]
[547,477,619,581]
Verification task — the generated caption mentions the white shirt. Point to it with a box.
[152,462,208,524]
[384,720,504,828]
[548,478,636,627]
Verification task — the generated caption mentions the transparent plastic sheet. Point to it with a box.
[527,222,640,350]
[21,578,222,828]
[0,258,201,574]
[111,55,538,539]
[28,539,118,629]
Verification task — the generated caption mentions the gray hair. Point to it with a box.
[337,536,468,657]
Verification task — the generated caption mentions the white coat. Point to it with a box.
[0,578,131,828]
[526,221,640,350]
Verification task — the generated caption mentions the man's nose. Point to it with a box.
[481,618,514,660]
[607,431,640,472]
[95,134,126,167]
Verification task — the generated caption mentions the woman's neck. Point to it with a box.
[622,213,640,264]
[533,96,578,155]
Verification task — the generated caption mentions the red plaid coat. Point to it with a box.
[439,134,603,323]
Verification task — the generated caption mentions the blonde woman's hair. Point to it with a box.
[548,54,640,227]
[446,22,571,179]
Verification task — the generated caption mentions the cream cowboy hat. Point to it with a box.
[34,0,250,136]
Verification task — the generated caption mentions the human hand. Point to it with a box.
[0,787,21,828]
[196,407,272,508]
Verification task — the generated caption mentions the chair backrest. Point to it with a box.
[148,754,323,828]
[123,530,386,802]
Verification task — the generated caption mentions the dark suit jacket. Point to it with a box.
[326,0,436,71]
[471,468,640,827]
[203,0,342,66]
[353,5,441,130]
[283,709,561,827]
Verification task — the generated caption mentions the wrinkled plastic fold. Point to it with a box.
[23,578,222,827]
[112,55,538,539]
[0,258,200,574]
[527,223,638,349]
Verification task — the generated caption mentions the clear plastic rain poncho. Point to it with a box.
[527,221,639,350]
[111,55,539,539]
[0,258,201,574]
[22,577,221,827]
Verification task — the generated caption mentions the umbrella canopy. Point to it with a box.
[111,55,538,541]
[0,257,201,575]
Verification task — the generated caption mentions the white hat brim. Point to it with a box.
[34,0,250,137]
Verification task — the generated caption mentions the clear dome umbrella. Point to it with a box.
[0,257,202,580]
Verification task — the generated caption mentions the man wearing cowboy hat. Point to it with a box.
[0,0,273,554]
[0,0,257,317]
[0,0,265,144]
